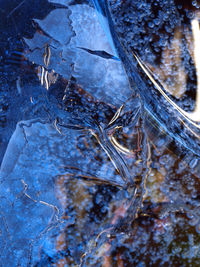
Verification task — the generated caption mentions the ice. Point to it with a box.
[34,8,73,46]
[0,118,124,264]
[48,0,71,5]
[3,1,200,265]
[0,122,27,179]
[24,3,132,106]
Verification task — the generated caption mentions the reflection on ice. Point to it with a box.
[94,0,200,156]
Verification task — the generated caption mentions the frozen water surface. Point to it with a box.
[0,0,200,266]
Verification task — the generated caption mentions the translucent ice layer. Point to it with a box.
[24,3,132,106]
